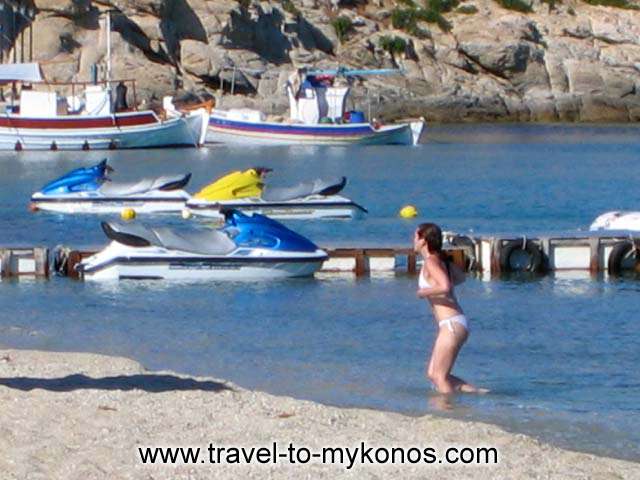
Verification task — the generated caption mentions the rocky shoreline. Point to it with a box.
[1,0,636,122]
[0,348,638,479]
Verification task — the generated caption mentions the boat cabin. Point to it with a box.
[0,63,136,117]
[286,70,364,125]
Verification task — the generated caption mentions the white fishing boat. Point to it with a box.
[206,68,425,146]
[0,63,207,150]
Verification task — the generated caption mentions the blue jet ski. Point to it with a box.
[77,209,328,281]
[30,159,191,214]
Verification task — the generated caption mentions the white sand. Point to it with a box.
[0,349,637,479]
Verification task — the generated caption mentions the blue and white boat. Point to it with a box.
[206,68,425,146]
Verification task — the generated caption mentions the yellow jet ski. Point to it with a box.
[186,167,367,220]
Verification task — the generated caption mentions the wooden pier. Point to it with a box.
[0,247,48,278]
[0,232,638,280]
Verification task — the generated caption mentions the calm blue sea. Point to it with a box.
[0,124,639,461]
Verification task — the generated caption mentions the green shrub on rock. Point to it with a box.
[391,8,431,37]
[281,0,301,16]
[495,0,533,12]
[331,16,354,44]
[582,0,638,9]
[426,0,460,13]
[379,35,408,55]
[391,2,451,35]
[456,4,478,13]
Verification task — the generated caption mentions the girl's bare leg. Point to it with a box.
[427,327,479,394]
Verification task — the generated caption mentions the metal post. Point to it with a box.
[29,23,32,62]
[231,66,236,95]
[132,80,137,111]
[0,12,4,99]
[20,27,23,63]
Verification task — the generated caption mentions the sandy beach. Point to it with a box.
[0,349,637,479]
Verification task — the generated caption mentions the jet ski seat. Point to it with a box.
[99,174,190,196]
[262,177,346,202]
[103,222,236,255]
[100,178,157,196]
[152,228,237,256]
[102,222,161,247]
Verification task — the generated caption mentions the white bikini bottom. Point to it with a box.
[438,314,469,333]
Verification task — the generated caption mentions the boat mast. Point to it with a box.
[106,10,112,88]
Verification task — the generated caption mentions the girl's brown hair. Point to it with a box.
[417,223,454,276]
[416,223,442,254]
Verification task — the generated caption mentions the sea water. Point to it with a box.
[0,124,639,461]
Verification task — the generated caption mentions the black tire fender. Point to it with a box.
[500,239,543,273]
[607,241,639,275]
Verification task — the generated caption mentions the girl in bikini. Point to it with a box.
[414,223,484,394]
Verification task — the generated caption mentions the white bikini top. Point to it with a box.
[419,261,454,290]
[419,268,432,289]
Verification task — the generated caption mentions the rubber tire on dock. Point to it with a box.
[500,239,543,273]
[607,240,639,275]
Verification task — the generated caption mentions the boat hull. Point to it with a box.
[206,112,424,146]
[79,244,327,281]
[185,196,366,220]
[30,193,189,214]
[590,211,640,231]
[0,109,207,150]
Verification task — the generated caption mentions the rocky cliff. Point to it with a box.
[3,0,640,121]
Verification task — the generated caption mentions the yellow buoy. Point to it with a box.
[121,208,136,221]
[181,209,193,220]
[399,205,418,218]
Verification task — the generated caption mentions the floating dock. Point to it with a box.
[0,247,49,278]
[0,232,638,280]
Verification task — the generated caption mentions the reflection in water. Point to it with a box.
[428,393,455,412]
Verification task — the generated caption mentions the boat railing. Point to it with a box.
[42,78,139,112]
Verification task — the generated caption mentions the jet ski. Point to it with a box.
[30,159,191,214]
[185,167,367,220]
[77,209,328,281]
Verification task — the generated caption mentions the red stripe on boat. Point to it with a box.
[0,112,158,129]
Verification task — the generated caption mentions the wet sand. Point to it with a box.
[0,349,637,479]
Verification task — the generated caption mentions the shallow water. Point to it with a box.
[0,123,639,461]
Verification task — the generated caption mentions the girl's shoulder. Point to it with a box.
[425,254,445,272]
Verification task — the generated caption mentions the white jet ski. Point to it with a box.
[590,211,640,231]
[77,209,328,281]
[185,167,367,220]
[30,160,190,214]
